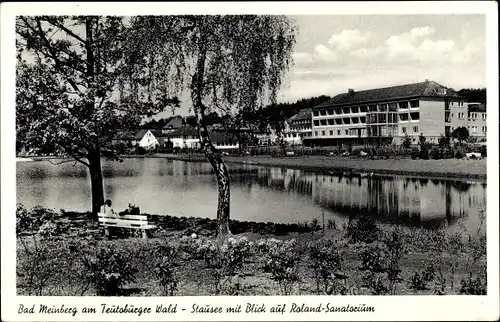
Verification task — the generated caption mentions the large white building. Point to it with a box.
[307,80,475,146]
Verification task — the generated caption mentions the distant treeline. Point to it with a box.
[140,89,486,131]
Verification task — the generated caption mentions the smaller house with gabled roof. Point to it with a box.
[112,129,160,150]
[162,115,185,134]
[283,108,312,145]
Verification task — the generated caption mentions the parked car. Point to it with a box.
[285,151,295,157]
[465,152,482,160]
[342,151,350,157]
[359,151,368,156]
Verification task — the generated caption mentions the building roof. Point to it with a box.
[289,108,312,122]
[314,80,460,108]
[163,115,184,129]
[134,129,156,140]
[468,103,486,113]
[168,125,199,137]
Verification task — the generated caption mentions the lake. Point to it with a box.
[16,157,487,232]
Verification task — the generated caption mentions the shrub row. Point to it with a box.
[17,216,486,296]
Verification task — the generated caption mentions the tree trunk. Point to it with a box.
[194,125,231,235]
[199,127,231,236]
[88,150,104,221]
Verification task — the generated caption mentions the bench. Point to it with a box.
[98,213,157,239]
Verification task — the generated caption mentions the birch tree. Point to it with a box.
[127,15,296,235]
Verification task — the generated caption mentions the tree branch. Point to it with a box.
[43,18,87,45]
[23,17,83,94]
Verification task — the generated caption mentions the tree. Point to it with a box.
[16,16,177,219]
[438,134,450,147]
[451,126,470,144]
[401,133,412,149]
[127,16,296,235]
[457,88,486,103]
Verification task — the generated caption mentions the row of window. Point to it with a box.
[312,125,416,137]
[401,126,419,134]
[469,113,487,121]
[468,126,487,133]
[314,129,368,137]
[289,126,311,131]
[312,100,420,117]
[312,112,421,126]
[314,117,367,126]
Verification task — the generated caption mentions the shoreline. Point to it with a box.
[152,153,487,181]
[18,153,487,180]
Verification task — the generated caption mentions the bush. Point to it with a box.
[16,204,58,235]
[308,238,343,294]
[17,235,59,295]
[136,146,147,155]
[150,241,179,296]
[409,272,428,291]
[429,146,443,160]
[362,272,389,295]
[359,241,388,273]
[410,148,420,160]
[181,236,252,295]
[480,145,486,157]
[261,238,302,295]
[460,269,487,295]
[346,215,380,244]
[81,243,138,296]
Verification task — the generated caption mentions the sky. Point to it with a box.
[278,14,486,103]
[157,14,485,118]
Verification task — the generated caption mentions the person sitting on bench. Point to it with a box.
[101,199,116,216]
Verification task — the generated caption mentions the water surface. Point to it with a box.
[16,158,487,232]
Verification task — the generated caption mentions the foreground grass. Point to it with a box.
[16,208,486,296]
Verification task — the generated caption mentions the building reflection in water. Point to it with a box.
[231,165,486,230]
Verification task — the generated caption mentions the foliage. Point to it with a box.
[460,269,487,295]
[346,215,380,244]
[402,133,412,149]
[480,145,487,157]
[260,238,302,295]
[17,235,59,295]
[80,243,138,296]
[127,15,297,235]
[16,204,61,235]
[327,219,337,230]
[180,235,252,294]
[308,238,344,294]
[451,126,470,144]
[429,146,442,159]
[362,272,389,295]
[418,134,431,160]
[358,228,407,294]
[457,88,486,103]
[151,242,179,296]
[438,135,450,147]
[359,241,388,273]
[16,16,179,214]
